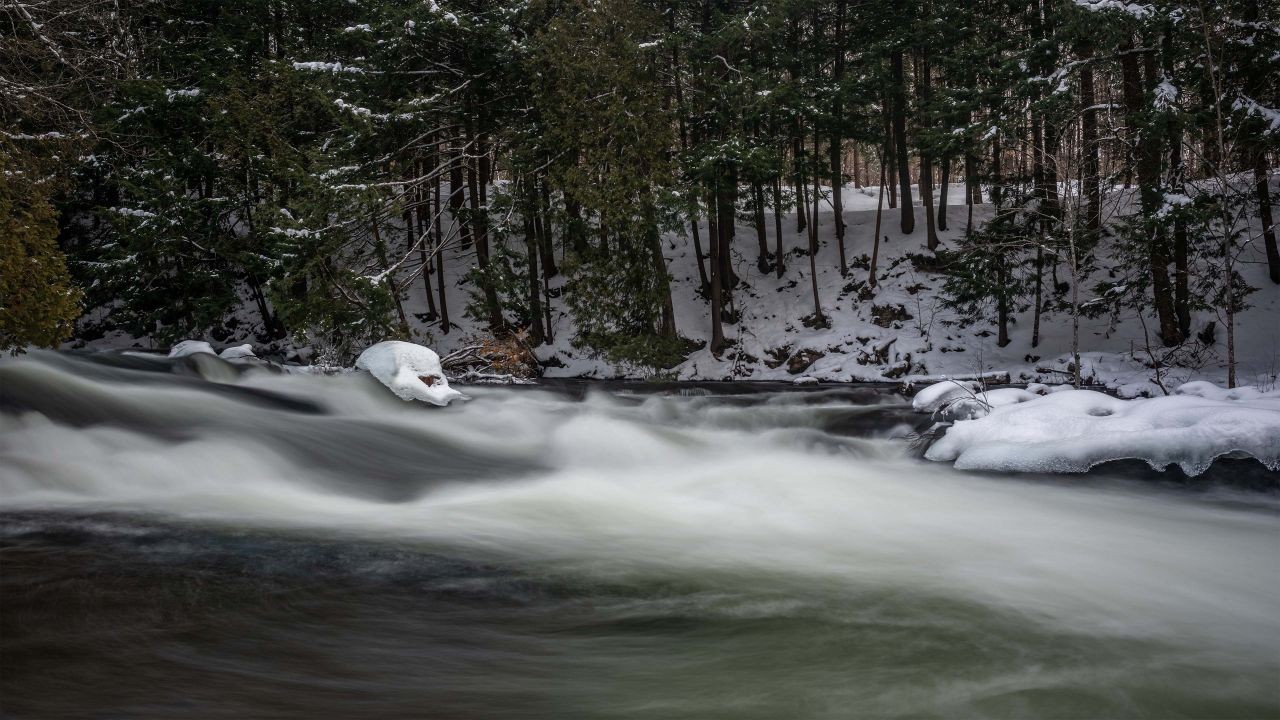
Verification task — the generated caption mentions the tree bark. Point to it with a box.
[1078,38,1101,238]
[890,48,915,234]
[773,175,786,278]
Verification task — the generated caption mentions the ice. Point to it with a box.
[355,341,466,406]
[168,340,216,358]
[925,383,1280,476]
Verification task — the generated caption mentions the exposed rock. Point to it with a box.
[871,304,912,328]
[787,348,824,374]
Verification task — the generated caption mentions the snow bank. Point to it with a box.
[168,340,216,358]
[912,380,1044,420]
[911,380,981,413]
[355,341,466,406]
[218,344,258,361]
[925,383,1280,476]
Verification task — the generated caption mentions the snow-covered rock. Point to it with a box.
[925,383,1280,476]
[793,375,819,386]
[168,340,216,358]
[937,387,1042,421]
[911,380,980,413]
[218,344,258,361]
[355,341,466,406]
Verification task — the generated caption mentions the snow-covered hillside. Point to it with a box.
[402,180,1280,395]
[84,180,1279,396]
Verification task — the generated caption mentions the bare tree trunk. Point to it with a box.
[937,154,950,232]
[870,158,886,289]
[434,162,450,334]
[917,53,938,249]
[890,48,915,234]
[708,190,725,354]
[466,134,503,331]
[794,131,808,233]
[537,175,557,278]
[753,180,770,273]
[413,160,437,321]
[884,109,898,209]
[522,180,544,345]
[371,210,410,336]
[831,136,848,275]
[773,175,787,278]
[1256,152,1280,284]
[1079,38,1101,238]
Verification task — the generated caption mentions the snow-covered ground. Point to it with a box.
[499,180,1276,395]
[84,179,1280,396]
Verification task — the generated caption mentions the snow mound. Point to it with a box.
[168,340,216,358]
[925,384,1280,476]
[938,387,1043,421]
[355,341,466,406]
[911,380,980,413]
[218,343,258,361]
[793,375,819,386]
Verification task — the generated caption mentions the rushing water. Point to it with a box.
[1,351,1278,719]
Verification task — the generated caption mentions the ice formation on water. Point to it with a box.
[355,341,466,406]
[923,381,1280,476]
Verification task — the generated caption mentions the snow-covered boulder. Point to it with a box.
[925,384,1280,476]
[218,344,258,361]
[168,340,216,358]
[911,380,980,413]
[937,387,1042,421]
[355,341,466,406]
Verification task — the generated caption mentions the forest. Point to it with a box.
[3,0,1278,385]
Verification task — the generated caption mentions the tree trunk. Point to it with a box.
[1122,37,1179,346]
[753,180,770,273]
[831,135,847,275]
[466,135,503,331]
[773,176,786,278]
[537,175,557,278]
[371,211,410,336]
[708,189,725,354]
[884,108,898,209]
[917,53,938,249]
[434,164,450,334]
[1078,38,1101,238]
[794,132,808,233]
[890,48,915,234]
[522,181,544,345]
[870,158,886,289]
[936,154,950,232]
[1256,152,1279,284]
[717,165,738,302]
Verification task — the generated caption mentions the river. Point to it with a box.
[2,351,1277,718]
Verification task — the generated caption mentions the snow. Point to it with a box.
[355,341,466,406]
[924,382,1280,476]
[912,380,981,413]
[79,176,1280,395]
[168,340,216,358]
[218,344,258,361]
[911,381,1042,420]
[1072,0,1152,19]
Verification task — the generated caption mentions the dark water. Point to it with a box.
[2,351,1278,719]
